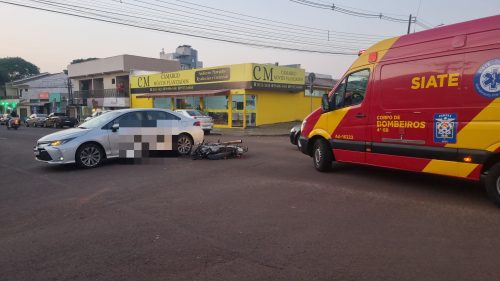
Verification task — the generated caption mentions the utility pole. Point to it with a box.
[407,14,412,34]
[67,78,73,105]
[308,73,316,112]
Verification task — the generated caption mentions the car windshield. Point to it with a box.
[38,114,47,117]
[186,110,204,116]
[78,111,121,129]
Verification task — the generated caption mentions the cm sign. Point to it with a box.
[252,65,274,82]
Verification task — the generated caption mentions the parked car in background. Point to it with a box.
[0,114,10,125]
[26,114,48,127]
[175,109,213,134]
[289,124,301,149]
[34,108,204,168]
[83,110,111,122]
[44,112,78,128]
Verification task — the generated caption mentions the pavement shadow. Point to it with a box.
[325,163,489,205]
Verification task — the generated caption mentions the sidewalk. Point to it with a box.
[211,121,301,136]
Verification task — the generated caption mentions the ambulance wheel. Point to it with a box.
[313,139,332,172]
[485,162,500,207]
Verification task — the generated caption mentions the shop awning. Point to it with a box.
[136,89,230,98]
[19,102,47,106]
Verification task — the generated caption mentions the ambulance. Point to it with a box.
[299,15,500,206]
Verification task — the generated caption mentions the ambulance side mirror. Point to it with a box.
[321,94,331,112]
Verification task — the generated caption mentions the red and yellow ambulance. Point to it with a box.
[299,15,500,205]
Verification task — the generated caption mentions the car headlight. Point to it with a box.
[49,138,75,147]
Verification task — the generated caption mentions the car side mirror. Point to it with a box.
[321,94,330,112]
[111,123,119,132]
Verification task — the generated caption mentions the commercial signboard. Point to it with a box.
[130,63,305,94]
[39,92,49,100]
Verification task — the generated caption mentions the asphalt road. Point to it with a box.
[1,126,500,281]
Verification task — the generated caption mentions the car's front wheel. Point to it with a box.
[177,134,193,155]
[313,139,333,172]
[76,143,103,168]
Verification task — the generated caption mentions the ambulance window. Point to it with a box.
[344,69,369,106]
[332,79,346,108]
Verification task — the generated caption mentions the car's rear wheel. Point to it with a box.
[177,134,193,155]
[76,143,103,168]
[485,162,500,207]
[313,139,333,172]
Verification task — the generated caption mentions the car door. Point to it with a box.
[107,111,147,157]
[326,68,371,164]
[144,110,182,152]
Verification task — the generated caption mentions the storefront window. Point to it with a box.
[154,97,172,109]
[205,95,228,126]
[231,95,244,127]
[246,113,256,127]
[232,95,244,110]
[245,95,257,127]
[205,96,228,110]
[175,96,200,110]
[245,95,256,110]
[208,112,229,126]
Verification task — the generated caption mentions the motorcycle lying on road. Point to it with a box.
[191,139,248,160]
[6,117,21,130]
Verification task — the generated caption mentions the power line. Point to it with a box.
[313,0,409,17]
[290,0,420,24]
[0,0,360,55]
[31,0,364,51]
[108,0,379,45]
[173,0,390,39]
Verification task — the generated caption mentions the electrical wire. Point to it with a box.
[290,0,420,24]
[173,0,390,39]
[0,0,360,55]
[31,0,364,51]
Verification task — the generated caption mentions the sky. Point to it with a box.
[0,0,498,79]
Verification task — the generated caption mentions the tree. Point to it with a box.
[0,57,40,85]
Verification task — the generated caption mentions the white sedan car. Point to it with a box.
[34,108,204,168]
[175,109,214,134]
[83,110,111,122]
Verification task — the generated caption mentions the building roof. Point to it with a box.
[67,54,181,78]
[7,72,52,86]
[7,73,68,89]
